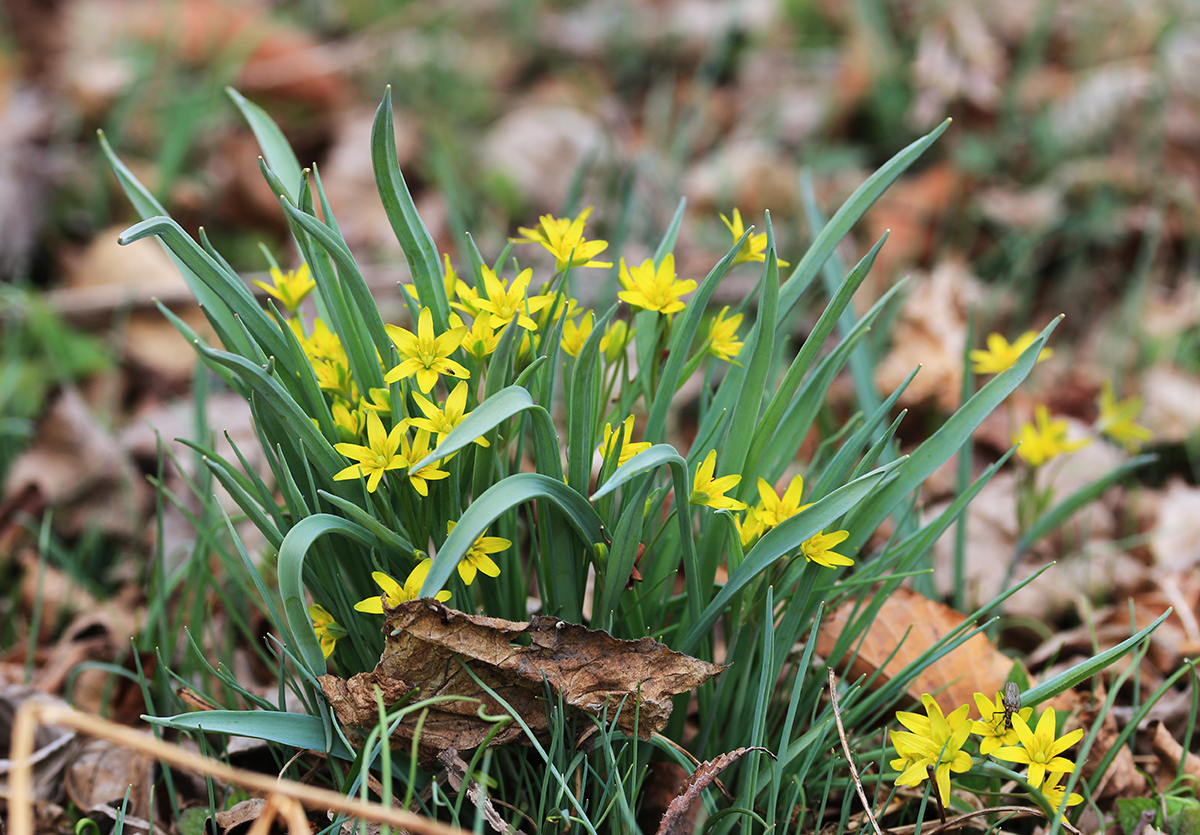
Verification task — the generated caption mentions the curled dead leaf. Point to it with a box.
[319,600,725,765]
[654,747,772,835]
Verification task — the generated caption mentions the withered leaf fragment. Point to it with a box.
[319,600,725,764]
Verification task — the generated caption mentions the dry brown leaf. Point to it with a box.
[1140,365,1200,444]
[64,737,158,827]
[319,600,725,765]
[1146,479,1200,573]
[815,587,1019,714]
[875,258,985,410]
[0,686,78,810]
[1150,719,1200,790]
[1079,697,1149,801]
[3,387,145,541]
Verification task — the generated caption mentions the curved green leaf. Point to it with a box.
[278,515,385,677]
[372,87,447,327]
[843,316,1063,551]
[421,474,605,599]
[1023,608,1171,705]
[778,119,950,320]
[118,216,288,361]
[191,341,342,478]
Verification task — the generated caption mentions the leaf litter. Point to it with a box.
[319,599,725,765]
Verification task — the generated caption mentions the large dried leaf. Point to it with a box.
[320,600,724,764]
[816,587,1018,714]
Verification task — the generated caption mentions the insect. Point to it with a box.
[999,681,1022,730]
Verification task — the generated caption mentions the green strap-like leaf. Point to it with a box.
[227,87,305,202]
[372,87,447,328]
[777,119,950,321]
[145,710,356,760]
[590,444,703,628]
[843,316,1063,551]
[1023,608,1171,705]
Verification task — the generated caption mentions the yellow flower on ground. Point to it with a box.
[474,266,549,331]
[515,206,612,272]
[307,603,345,658]
[598,416,652,467]
[720,209,790,268]
[1097,381,1152,451]
[561,313,594,358]
[353,559,450,613]
[1038,770,1084,810]
[384,307,469,393]
[890,694,974,806]
[618,254,696,314]
[708,306,744,363]
[254,263,315,315]
[991,707,1084,788]
[800,529,853,568]
[600,319,632,363]
[970,331,1053,375]
[689,450,746,511]
[972,690,1034,755]
[333,411,409,492]
[410,381,488,448]
[403,428,451,497]
[452,312,501,361]
[754,474,806,529]
[447,521,508,585]
[1013,405,1090,467]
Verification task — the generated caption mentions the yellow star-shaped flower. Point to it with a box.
[410,381,489,448]
[474,267,550,331]
[515,206,612,273]
[598,416,651,467]
[561,313,594,358]
[689,450,746,511]
[446,521,508,585]
[1097,381,1152,451]
[332,411,410,492]
[720,209,790,267]
[353,559,450,613]
[384,307,469,393]
[617,254,696,314]
[1013,405,1090,467]
[307,603,346,658]
[991,707,1084,789]
[708,306,744,363]
[254,263,315,314]
[970,331,1053,375]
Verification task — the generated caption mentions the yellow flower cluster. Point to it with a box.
[713,473,853,569]
[971,331,1151,465]
[1012,384,1152,468]
[891,691,1085,811]
[277,208,789,657]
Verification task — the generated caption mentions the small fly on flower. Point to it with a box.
[1000,681,1022,730]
